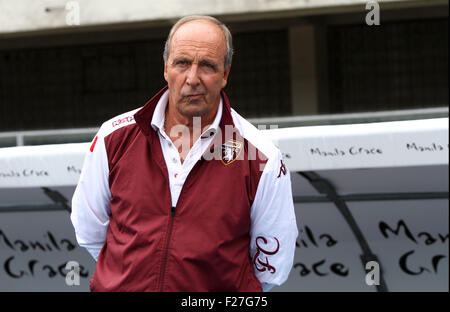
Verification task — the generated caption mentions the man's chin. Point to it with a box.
[177,102,209,118]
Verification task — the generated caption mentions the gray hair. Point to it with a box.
[163,15,233,69]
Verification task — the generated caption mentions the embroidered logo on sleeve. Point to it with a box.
[221,139,243,166]
[253,236,280,274]
[277,159,287,178]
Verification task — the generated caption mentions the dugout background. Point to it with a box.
[0,6,448,133]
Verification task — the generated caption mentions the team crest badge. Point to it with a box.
[221,139,243,166]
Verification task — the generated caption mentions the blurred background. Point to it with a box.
[0,0,448,292]
[0,0,447,145]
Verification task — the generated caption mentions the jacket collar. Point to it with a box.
[134,86,235,142]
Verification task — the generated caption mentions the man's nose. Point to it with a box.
[186,64,200,86]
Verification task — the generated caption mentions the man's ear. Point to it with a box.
[164,62,168,82]
[222,66,231,89]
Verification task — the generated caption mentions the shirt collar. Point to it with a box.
[150,89,223,139]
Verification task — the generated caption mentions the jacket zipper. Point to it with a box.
[159,206,176,291]
[157,158,204,291]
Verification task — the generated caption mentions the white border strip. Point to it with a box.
[263,118,448,172]
[0,118,448,188]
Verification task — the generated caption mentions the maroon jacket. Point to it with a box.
[71,87,298,292]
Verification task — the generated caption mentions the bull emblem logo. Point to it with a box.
[221,139,242,166]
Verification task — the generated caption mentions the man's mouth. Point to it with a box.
[185,94,204,100]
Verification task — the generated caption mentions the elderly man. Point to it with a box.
[71,15,298,292]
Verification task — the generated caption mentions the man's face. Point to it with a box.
[164,20,231,118]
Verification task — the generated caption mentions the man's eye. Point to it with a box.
[175,60,189,66]
[201,62,216,70]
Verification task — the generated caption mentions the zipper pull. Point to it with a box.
[171,206,175,217]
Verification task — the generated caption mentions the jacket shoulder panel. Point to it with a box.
[98,107,141,139]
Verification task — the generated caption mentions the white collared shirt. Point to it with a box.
[150,90,223,207]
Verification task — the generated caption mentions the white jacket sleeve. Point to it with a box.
[250,150,298,288]
[71,127,111,261]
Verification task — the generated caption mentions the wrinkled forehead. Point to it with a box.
[170,20,227,59]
